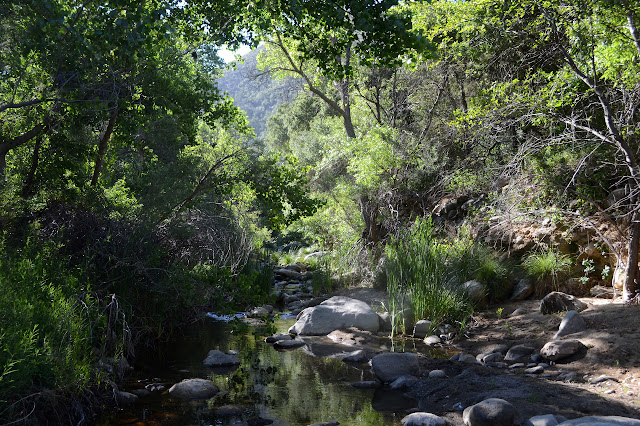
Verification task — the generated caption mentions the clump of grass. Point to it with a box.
[385,218,473,335]
[522,248,571,296]
[385,219,512,336]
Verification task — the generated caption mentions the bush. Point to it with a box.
[522,248,571,296]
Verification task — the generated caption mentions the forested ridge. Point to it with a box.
[2,0,640,423]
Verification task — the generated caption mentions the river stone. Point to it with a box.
[463,398,520,426]
[350,380,381,389]
[554,310,587,339]
[402,412,446,426]
[273,339,306,349]
[413,320,433,339]
[429,370,447,379]
[378,312,392,332]
[463,280,487,306]
[288,296,380,335]
[525,365,545,374]
[274,268,303,280]
[265,333,292,343]
[524,414,561,426]
[203,350,240,367]
[540,339,586,361]
[390,374,419,390]
[342,349,367,363]
[558,416,640,425]
[249,306,272,318]
[285,263,303,272]
[168,378,219,399]
[115,391,138,405]
[540,292,587,314]
[371,352,420,383]
[504,345,536,363]
[424,335,441,345]
[510,278,534,301]
[481,352,504,363]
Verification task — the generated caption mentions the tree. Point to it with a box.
[417,0,640,299]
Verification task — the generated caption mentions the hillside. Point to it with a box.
[217,47,299,138]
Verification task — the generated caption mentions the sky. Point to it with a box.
[218,45,252,63]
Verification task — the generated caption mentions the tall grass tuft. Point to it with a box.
[385,219,473,335]
[522,248,571,296]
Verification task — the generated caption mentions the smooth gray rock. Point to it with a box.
[540,292,587,314]
[342,350,367,363]
[481,352,504,363]
[203,350,240,367]
[504,345,536,363]
[424,335,442,345]
[378,312,392,331]
[265,333,293,343]
[390,375,418,390]
[590,375,619,384]
[511,279,534,301]
[288,296,380,335]
[463,280,487,306]
[115,391,138,406]
[371,352,420,383]
[525,366,545,374]
[274,268,303,280]
[459,353,481,364]
[429,370,447,379]
[463,398,520,426]
[554,310,587,339]
[510,307,529,317]
[413,320,433,339]
[168,379,219,399]
[525,414,560,426]
[402,412,447,426]
[304,296,329,308]
[540,340,586,361]
[349,380,381,389]
[558,416,640,425]
[273,339,306,349]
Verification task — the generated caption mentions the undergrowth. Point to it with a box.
[385,218,510,335]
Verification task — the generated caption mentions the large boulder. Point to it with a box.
[540,292,587,314]
[168,378,219,399]
[288,296,380,335]
[463,398,520,426]
[371,352,420,383]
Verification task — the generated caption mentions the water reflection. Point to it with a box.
[97,318,419,425]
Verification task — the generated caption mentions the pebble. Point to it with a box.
[604,389,616,395]
[509,363,526,369]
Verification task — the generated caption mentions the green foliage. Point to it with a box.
[523,249,572,296]
[0,237,97,418]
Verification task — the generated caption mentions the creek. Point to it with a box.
[96,315,446,425]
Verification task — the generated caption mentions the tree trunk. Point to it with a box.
[21,135,43,197]
[0,144,8,181]
[624,206,640,300]
[90,106,119,186]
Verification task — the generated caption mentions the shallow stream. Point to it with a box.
[96,316,448,425]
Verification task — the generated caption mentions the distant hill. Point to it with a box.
[217,47,299,138]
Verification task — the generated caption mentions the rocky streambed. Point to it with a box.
[98,263,640,425]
